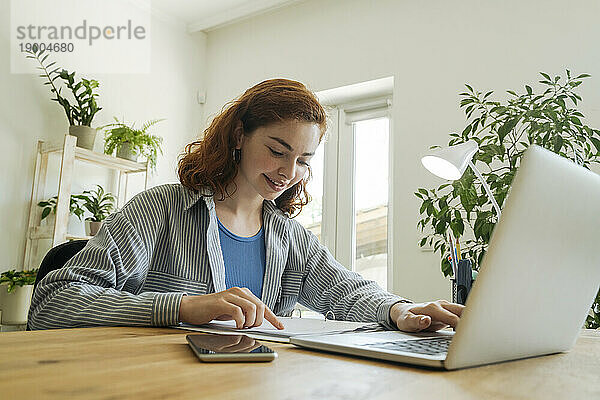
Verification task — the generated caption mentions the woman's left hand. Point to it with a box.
[390,300,465,332]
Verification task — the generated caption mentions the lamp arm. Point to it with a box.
[468,160,502,219]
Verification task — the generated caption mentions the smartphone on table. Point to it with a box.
[186,333,277,362]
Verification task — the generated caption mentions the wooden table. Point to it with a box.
[1,327,598,399]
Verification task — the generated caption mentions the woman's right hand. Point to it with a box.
[178,287,284,330]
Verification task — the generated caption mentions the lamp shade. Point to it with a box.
[421,140,479,180]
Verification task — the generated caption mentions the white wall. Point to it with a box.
[202,0,600,301]
[0,4,207,271]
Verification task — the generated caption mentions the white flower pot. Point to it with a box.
[116,142,138,162]
[69,125,97,150]
[85,220,103,236]
[0,284,34,325]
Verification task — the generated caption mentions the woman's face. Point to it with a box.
[236,120,321,202]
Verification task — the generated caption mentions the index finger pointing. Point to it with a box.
[231,288,284,329]
[264,306,284,330]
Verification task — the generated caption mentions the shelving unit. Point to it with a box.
[23,134,149,269]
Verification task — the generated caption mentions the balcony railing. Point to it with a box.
[304,204,387,259]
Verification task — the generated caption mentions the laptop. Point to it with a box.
[291,145,600,370]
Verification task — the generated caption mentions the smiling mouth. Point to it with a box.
[264,174,287,190]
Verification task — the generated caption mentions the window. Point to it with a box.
[296,101,392,292]
[296,77,394,299]
[353,117,389,289]
[333,103,391,290]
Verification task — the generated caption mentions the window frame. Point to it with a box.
[319,96,394,291]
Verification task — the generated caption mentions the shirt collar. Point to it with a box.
[181,185,287,222]
[182,186,212,211]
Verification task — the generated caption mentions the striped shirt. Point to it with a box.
[28,184,408,330]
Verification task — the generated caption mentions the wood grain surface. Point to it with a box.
[1,327,598,400]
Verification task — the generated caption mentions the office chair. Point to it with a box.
[33,240,89,291]
[27,240,88,330]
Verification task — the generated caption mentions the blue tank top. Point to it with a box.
[217,217,266,299]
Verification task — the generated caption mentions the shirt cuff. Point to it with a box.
[152,292,186,326]
[377,297,413,330]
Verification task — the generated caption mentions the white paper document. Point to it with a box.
[177,317,383,343]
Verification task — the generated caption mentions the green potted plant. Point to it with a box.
[0,269,38,325]
[103,117,164,170]
[415,70,600,328]
[37,194,87,236]
[38,195,86,223]
[75,185,116,236]
[25,47,102,150]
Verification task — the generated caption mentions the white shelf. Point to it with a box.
[65,235,93,241]
[29,227,93,241]
[23,135,150,269]
[41,142,147,173]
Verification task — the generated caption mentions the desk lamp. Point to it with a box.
[421,139,501,218]
[421,139,499,303]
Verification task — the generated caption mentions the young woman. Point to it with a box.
[29,79,463,332]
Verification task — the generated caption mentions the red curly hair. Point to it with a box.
[178,78,327,217]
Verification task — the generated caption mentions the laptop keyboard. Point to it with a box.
[365,336,452,356]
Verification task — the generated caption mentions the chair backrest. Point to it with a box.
[34,240,88,290]
[28,240,88,330]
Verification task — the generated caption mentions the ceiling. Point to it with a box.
[148,0,303,32]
